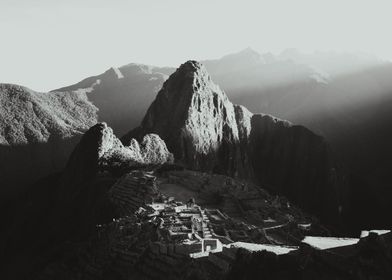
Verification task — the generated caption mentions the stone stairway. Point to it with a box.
[201,210,213,238]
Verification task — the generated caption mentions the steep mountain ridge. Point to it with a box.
[52,48,384,140]
[53,48,332,137]
[123,61,345,225]
[0,84,96,145]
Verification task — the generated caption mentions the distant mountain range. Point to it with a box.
[53,48,336,136]
[1,49,392,279]
[124,60,345,225]
[1,48,391,232]
[1,62,337,279]
[53,48,392,231]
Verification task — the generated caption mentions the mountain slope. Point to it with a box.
[0,84,98,201]
[123,61,345,226]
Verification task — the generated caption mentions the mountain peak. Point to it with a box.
[123,60,345,224]
[175,60,212,84]
[122,60,242,173]
[178,60,202,71]
[153,60,222,105]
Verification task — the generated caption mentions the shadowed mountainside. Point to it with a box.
[0,84,98,201]
[218,62,392,232]
[0,122,173,279]
[1,121,323,279]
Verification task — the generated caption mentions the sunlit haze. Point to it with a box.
[1,0,391,91]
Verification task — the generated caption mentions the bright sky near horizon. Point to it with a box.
[0,0,391,91]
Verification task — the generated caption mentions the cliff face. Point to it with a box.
[123,61,345,224]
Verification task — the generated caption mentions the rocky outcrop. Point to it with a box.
[0,83,98,201]
[64,123,173,179]
[136,134,175,165]
[99,126,173,172]
[123,61,345,225]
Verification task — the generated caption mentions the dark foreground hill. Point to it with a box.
[1,121,326,279]
[2,121,390,280]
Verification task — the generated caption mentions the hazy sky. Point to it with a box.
[1,0,391,91]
